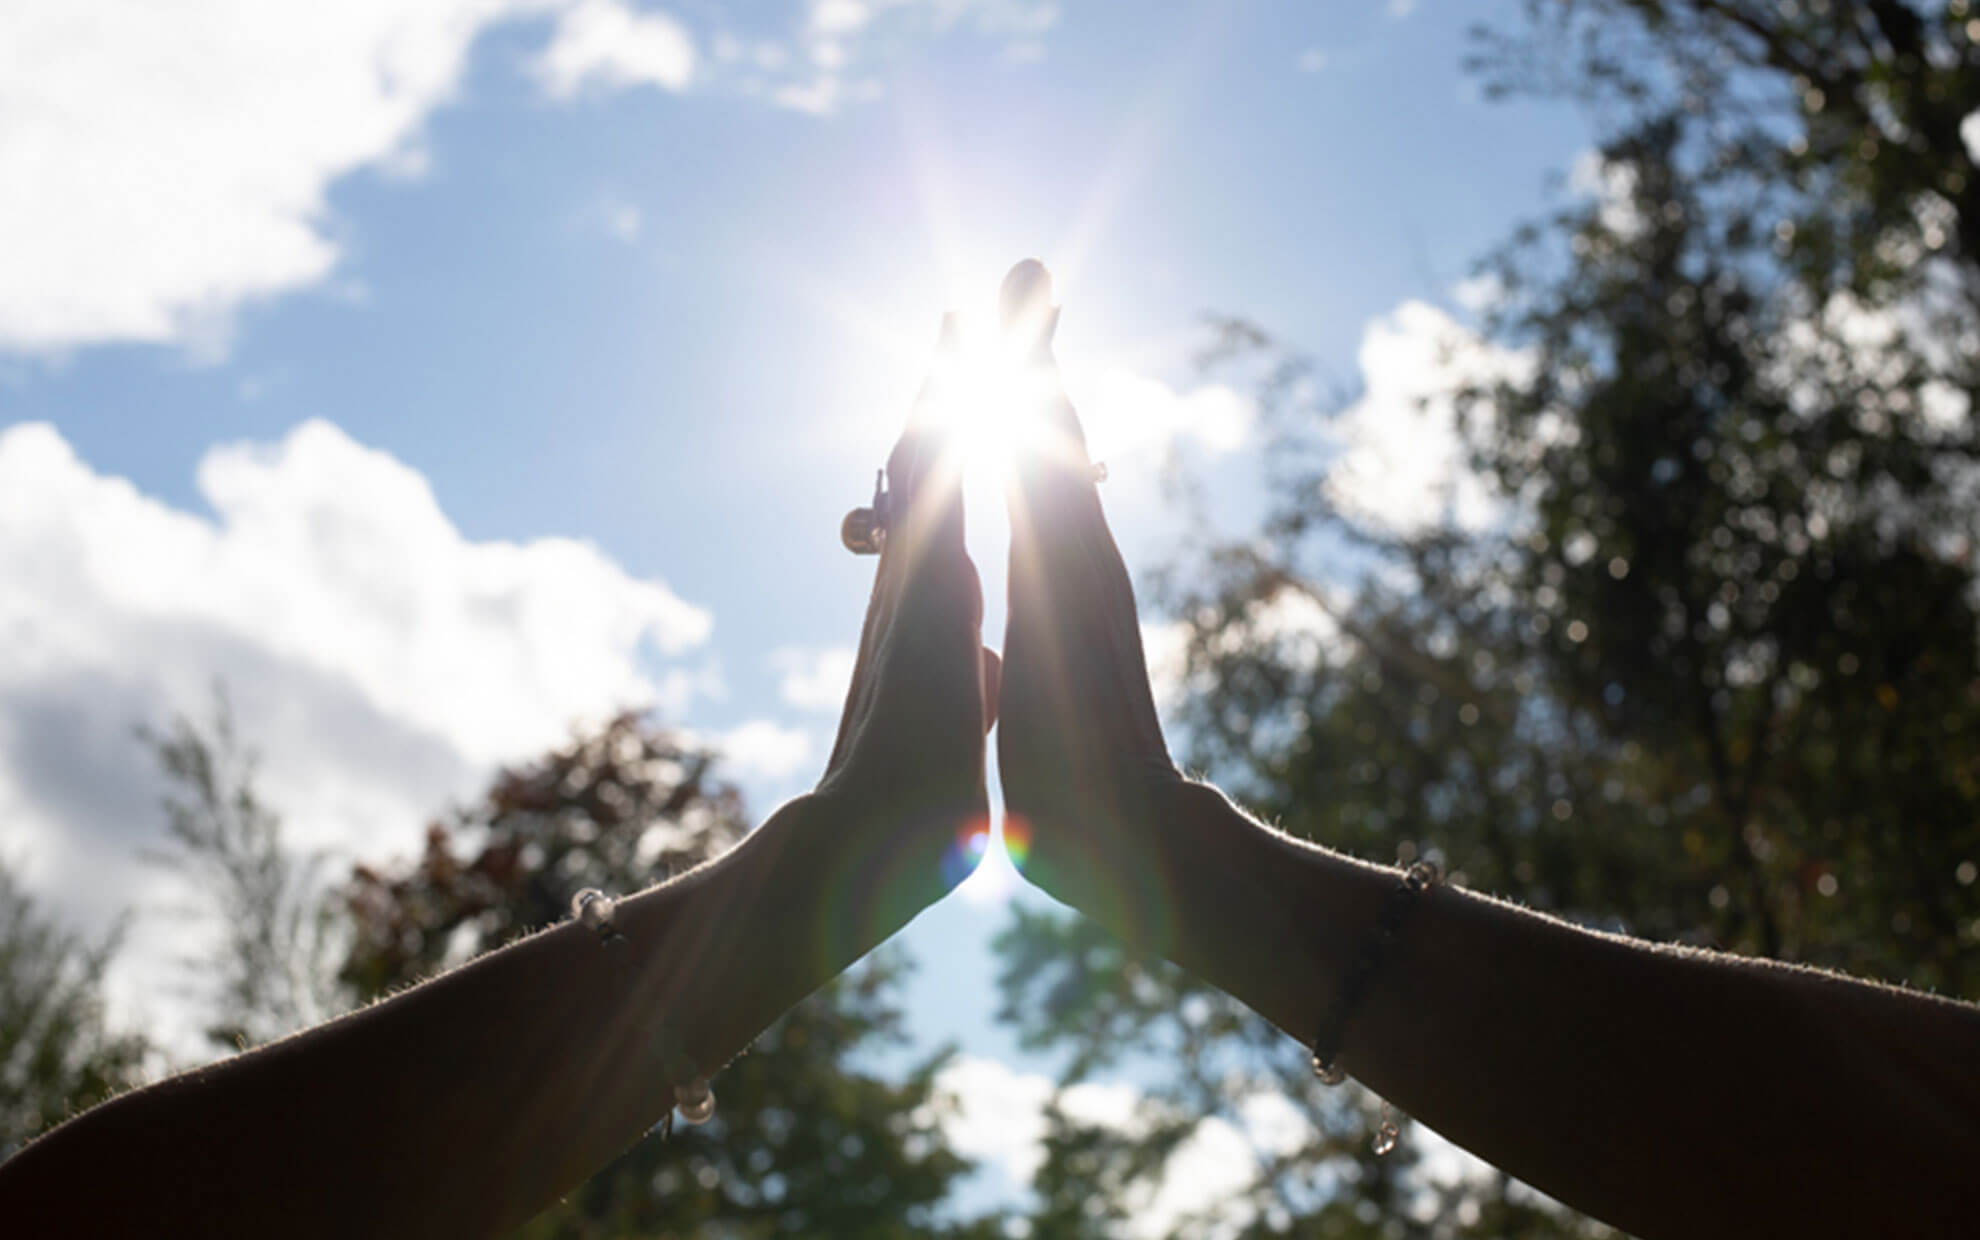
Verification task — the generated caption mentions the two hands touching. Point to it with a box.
[792,258,1980,1240]
[815,260,1193,967]
[13,263,1978,1240]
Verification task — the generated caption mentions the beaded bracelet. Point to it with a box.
[571,888,716,1132]
[1308,859,1441,1087]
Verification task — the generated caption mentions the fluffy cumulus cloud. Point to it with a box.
[936,1055,1320,1237]
[0,0,561,353]
[0,420,712,1027]
[1069,368,1254,462]
[1324,300,1533,538]
[710,718,814,780]
[0,0,1062,354]
[533,0,696,98]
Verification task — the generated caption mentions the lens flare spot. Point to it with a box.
[1002,814,1033,870]
[940,816,995,889]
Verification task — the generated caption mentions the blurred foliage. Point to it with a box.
[142,686,341,1052]
[337,711,998,1238]
[0,863,149,1160]
[124,705,996,1235]
[997,3,1980,1236]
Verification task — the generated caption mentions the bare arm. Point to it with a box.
[1148,780,1980,1239]
[994,265,1980,1239]
[0,791,891,1238]
[0,314,997,1238]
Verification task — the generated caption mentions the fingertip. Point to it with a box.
[1000,261,1059,364]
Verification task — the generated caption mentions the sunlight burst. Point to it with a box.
[912,303,1061,479]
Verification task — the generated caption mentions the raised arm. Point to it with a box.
[994,268,1980,1239]
[1122,781,1980,1238]
[0,316,998,1239]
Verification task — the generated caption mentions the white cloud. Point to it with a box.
[1296,48,1329,73]
[764,0,1059,115]
[0,0,568,354]
[533,0,696,99]
[0,2,1068,351]
[812,0,877,35]
[1388,0,1419,16]
[711,719,814,779]
[0,420,712,1042]
[935,1056,1140,1185]
[1067,368,1254,462]
[1325,300,1533,537]
[771,645,857,712]
[936,1055,1320,1237]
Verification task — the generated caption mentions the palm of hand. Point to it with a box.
[813,344,998,946]
[998,383,1185,948]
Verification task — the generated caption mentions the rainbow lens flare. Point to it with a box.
[940,815,995,889]
[1001,813,1033,871]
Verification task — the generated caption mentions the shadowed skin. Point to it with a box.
[994,264,1980,1240]
[4,262,1978,1239]
[0,316,998,1240]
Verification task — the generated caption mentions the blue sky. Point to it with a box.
[1,0,1593,1219]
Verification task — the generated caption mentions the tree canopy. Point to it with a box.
[994,3,1980,1234]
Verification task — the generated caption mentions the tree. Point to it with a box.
[996,6,1980,1236]
[1472,1,1980,293]
[133,702,995,1234]
[142,686,340,1052]
[0,862,149,1160]
[338,711,1000,1238]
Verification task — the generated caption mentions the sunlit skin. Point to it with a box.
[3,263,1977,1239]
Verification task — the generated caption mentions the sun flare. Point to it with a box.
[911,309,1063,479]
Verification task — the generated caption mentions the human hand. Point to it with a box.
[810,315,1001,942]
[994,262,1198,949]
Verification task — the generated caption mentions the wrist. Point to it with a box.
[755,781,966,970]
[1156,788,1394,1040]
[627,794,841,1068]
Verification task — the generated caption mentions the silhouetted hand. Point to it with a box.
[995,263,1196,948]
[812,315,1001,943]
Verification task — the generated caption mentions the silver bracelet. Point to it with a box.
[1308,860,1440,1156]
[571,888,716,1130]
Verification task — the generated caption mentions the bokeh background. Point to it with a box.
[5,1,1980,1235]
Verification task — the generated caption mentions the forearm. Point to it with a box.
[1159,782,1980,1239]
[0,790,862,1239]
